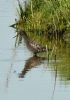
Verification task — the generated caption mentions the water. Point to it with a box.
[0,0,70,100]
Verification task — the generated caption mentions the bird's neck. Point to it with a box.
[23,32,29,43]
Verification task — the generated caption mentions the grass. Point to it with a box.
[10,0,70,58]
[10,0,70,81]
[11,0,70,48]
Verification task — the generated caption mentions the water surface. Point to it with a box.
[0,0,70,100]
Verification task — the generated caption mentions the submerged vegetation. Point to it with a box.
[11,0,70,81]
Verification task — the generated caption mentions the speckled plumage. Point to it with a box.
[17,30,48,54]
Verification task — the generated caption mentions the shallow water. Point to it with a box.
[0,0,70,100]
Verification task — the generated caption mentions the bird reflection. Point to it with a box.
[19,55,46,78]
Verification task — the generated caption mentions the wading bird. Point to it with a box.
[16,30,51,55]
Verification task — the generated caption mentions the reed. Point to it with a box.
[11,0,70,49]
[10,0,70,82]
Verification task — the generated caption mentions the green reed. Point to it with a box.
[10,0,70,82]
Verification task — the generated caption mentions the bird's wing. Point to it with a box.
[29,40,46,52]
